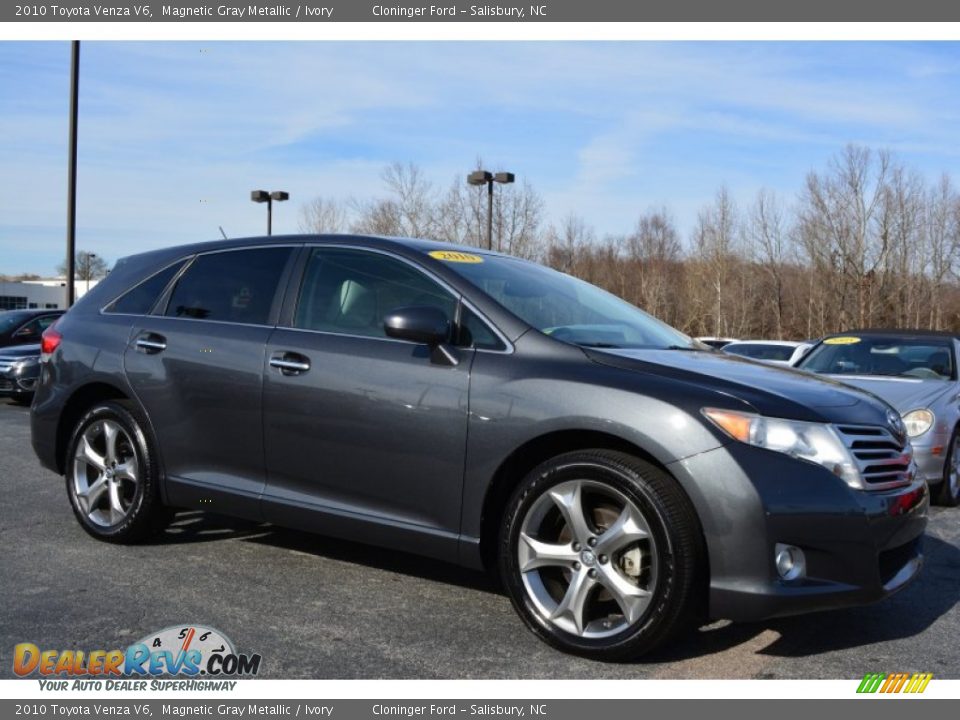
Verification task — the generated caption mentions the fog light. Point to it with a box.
[775,543,806,582]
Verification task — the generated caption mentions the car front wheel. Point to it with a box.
[499,449,705,661]
[65,400,168,542]
[936,426,960,507]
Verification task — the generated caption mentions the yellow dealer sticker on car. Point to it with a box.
[824,336,861,345]
[429,250,484,263]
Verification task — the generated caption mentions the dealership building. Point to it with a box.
[0,278,99,311]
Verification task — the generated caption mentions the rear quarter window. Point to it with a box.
[104,261,185,315]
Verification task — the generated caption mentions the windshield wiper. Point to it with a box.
[577,342,622,349]
[666,345,700,351]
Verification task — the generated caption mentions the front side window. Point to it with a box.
[164,247,292,325]
[294,248,457,339]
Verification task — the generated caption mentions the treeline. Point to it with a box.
[299,145,960,340]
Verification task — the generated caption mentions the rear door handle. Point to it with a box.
[269,351,311,375]
[135,333,167,354]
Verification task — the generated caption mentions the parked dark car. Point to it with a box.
[0,309,64,348]
[31,236,928,660]
[0,343,41,404]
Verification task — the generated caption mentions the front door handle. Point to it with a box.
[135,333,167,354]
[269,351,311,375]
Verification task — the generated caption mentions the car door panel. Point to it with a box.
[261,246,472,541]
[122,246,295,517]
[262,329,472,530]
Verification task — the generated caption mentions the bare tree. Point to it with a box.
[692,187,739,337]
[57,250,108,281]
[745,189,791,338]
[299,196,348,234]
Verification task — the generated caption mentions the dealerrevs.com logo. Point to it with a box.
[14,625,262,691]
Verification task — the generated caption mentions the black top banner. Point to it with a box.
[6,0,960,22]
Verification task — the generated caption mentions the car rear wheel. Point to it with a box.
[65,400,169,542]
[936,426,960,507]
[499,450,705,661]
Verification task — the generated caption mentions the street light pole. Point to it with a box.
[467,170,515,251]
[251,190,289,236]
[66,40,80,307]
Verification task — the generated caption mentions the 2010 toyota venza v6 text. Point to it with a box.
[31,235,928,660]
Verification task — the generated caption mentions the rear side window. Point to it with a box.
[105,262,184,315]
[165,248,292,325]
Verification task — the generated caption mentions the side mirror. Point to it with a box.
[384,305,450,346]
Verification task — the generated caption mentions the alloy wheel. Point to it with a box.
[71,419,140,527]
[517,479,658,638]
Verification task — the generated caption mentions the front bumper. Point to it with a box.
[0,365,40,398]
[912,441,947,485]
[669,442,928,622]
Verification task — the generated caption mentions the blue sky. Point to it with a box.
[2,41,960,275]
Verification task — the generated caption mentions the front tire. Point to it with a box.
[65,400,168,542]
[499,450,705,661]
[936,426,960,507]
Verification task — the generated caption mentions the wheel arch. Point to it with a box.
[477,429,707,577]
[54,381,132,474]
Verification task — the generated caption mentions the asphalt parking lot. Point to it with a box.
[1,399,958,680]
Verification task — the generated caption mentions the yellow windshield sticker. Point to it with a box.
[824,336,861,345]
[429,250,483,263]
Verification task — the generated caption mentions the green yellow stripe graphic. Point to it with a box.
[857,672,932,694]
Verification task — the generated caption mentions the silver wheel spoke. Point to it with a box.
[78,475,108,513]
[114,459,138,482]
[78,436,106,472]
[597,564,652,625]
[108,481,125,524]
[103,422,119,465]
[548,481,593,542]
[518,532,578,572]
[550,569,597,635]
[595,503,649,556]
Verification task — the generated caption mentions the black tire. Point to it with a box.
[65,399,169,542]
[11,394,33,406]
[935,426,960,507]
[499,449,705,661]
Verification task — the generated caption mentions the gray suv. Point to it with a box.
[31,235,928,661]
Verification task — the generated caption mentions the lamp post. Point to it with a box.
[66,40,80,307]
[250,190,289,236]
[467,170,515,251]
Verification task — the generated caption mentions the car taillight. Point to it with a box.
[40,323,62,360]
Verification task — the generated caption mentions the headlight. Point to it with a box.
[902,409,934,438]
[702,408,861,488]
[11,357,39,371]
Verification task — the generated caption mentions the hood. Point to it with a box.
[822,375,954,414]
[0,343,41,359]
[587,347,893,425]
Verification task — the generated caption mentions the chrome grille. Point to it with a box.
[835,424,914,490]
[0,358,19,373]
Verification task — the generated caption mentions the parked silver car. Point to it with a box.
[796,330,960,506]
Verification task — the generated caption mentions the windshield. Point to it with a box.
[798,336,956,380]
[431,251,695,350]
[725,343,796,361]
[0,311,31,333]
